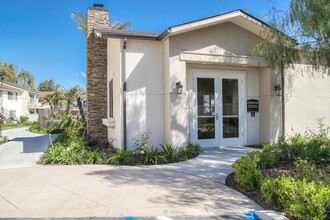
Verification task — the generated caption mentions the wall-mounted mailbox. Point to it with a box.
[247,99,259,112]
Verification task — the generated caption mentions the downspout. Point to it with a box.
[122,38,128,150]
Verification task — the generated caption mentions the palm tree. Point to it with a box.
[71,10,130,34]
[41,85,64,116]
[64,86,83,114]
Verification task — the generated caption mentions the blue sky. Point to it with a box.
[0,0,290,89]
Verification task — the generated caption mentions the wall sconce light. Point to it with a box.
[176,81,183,94]
[275,84,282,96]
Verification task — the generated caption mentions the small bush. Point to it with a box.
[261,175,330,220]
[19,116,29,124]
[185,142,202,158]
[108,149,136,165]
[249,145,277,169]
[178,142,202,160]
[160,144,178,163]
[2,136,9,143]
[232,156,262,191]
[139,146,165,165]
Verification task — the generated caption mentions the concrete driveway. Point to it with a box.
[0,127,57,169]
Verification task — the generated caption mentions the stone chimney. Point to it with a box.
[86,4,109,142]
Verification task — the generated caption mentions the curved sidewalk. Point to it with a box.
[152,146,257,184]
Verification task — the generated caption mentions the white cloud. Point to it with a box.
[80,71,86,79]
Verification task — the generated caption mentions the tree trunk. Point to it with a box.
[281,64,285,138]
[65,101,70,114]
[77,97,85,123]
[50,104,54,116]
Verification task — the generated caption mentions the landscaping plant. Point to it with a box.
[229,120,330,220]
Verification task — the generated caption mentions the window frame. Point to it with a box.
[109,79,114,118]
[8,91,17,101]
[29,94,35,103]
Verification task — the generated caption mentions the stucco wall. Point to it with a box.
[167,21,263,146]
[285,65,330,136]
[259,67,282,144]
[107,38,165,149]
[1,90,28,118]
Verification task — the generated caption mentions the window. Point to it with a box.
[8,92,17,100]
[109,79,113,118]
[9,110,16,118]
[29,110,35,114]
[29,94,35,103]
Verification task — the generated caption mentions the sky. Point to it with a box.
[0,0,290,89]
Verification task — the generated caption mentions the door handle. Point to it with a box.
[215,113,219,120]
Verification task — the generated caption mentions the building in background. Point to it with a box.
[0,81,39,122]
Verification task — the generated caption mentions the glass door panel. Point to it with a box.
[222,79,239,138]
[197,78,215,139]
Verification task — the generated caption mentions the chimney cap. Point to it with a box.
[94,3,104,7]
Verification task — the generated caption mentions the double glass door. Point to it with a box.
[195,73,243,147]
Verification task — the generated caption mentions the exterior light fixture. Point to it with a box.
[275,84,282,96]
[176,81,183,94]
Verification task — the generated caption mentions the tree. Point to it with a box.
[289,0,330,67]
[71,10,131,34]
[41,85,63,115]
[0,63,17,83]
[253,0,330,137]
[63,86,83,114]
[17,70,35,90]
[38,79,56,91]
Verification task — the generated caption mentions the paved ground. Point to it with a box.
[0,165,262,218]
[0,127,57,169]
[0,129,267,219]
[153,146,257,184]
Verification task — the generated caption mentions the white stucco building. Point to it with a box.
[0,81,39,122]
[86,5,330,149]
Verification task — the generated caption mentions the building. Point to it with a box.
[86,4,330,149]
[0,81,39,122]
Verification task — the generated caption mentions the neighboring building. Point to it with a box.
[0,81,39,122]
[86,4,330,149]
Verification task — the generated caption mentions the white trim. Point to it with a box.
[180,51,267,67]
[163,11,268,40]
[102,118,116,127]
[190,69,247,147]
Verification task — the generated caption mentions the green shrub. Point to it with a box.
[139,146,165,165]
[295,159,330,185]
[2,136,9,143]
[19,116,29,124]
[160,144,178,163]
[177,142,202,160]
[232,156,262,191]
[294,159,318,182]
[248,145,277,169]
[261,175,330,220]
[108,149,136,165]
[83,150,106,164]
[258,142,271,149]
[185,142,202,158]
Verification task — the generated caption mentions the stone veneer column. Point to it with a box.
[86,5,109,142]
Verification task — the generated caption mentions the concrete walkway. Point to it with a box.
[0,127,57,169]
[0,165,262,218]
[153,146,257,184]
[0,140,267,219]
